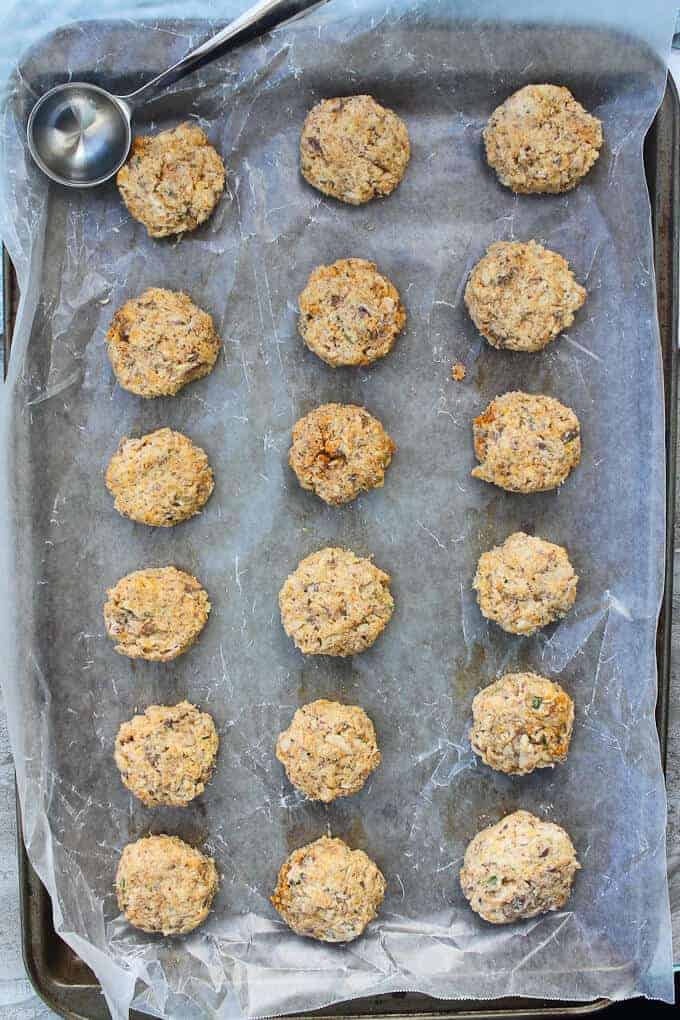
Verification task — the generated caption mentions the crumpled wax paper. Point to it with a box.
[0,0,676,1016]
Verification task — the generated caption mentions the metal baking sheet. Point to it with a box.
[0,2,676,1017]
[12,78,678,1020]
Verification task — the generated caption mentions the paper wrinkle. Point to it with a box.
[0,0,676,1016]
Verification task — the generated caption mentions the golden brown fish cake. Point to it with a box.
[106,428,214,526]
[300,95,410,205]
[276,699,381,801]
[298,258,405,367]
[116,122,225,237]
[483,84,602,194]
[116,835,218,935]
[460,810,579,924]
[470,672,574,775]
[104,566,210,662]
[106,288,221,398]
[115,701,219,806]
[464,241,586,352]
[289,403,395,506]
[472,391,581,493]
[279,547,394,657]
[271,836,385,942]
[473,532,577,636]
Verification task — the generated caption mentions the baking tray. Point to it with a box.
[7,54,678,1020]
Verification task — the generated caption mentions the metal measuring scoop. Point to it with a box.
[27,0,327,188]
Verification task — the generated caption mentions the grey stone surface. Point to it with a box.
[667,426,680,968]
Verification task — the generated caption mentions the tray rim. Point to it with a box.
[6,48,678,1020]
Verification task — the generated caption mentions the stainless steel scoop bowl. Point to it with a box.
[27,0,327,188]
[28,84,133,186]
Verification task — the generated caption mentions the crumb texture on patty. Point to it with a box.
[472,391,581,493]
[106,427,214,526]
[116,122,225,237]
[116,834,218,935]
[300,95,410,205]
[289,403,395,505]
[464,240,586,352]
[299,258,405,367]
[271,835,386,941]
[104,566,210,662]
[115,701,219,806]
[106,288,221,398]
[473,531,577,635]
[470,672,574,775]
[460,810,580,924]
[483,84,602,194]
[279,547,394,656]
[276,699,381,801]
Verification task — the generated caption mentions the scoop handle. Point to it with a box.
[122,0,328,105]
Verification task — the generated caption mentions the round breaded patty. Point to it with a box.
[116,835,218,935]
[115,701,219,806]
[104,566,210,662]
[472,391,581,493]
[271,835,385,942]
[470,672,574,775]
[300,95,410,205]
[289,403,395,506]
[299,258,405,367]
[279,547,394,657]
[473,532,577,636]
[276,699,381,802]
[460,810,579,924]
[106,428,214,526]
[106,288,221,398]
[483,84,602,194]
[116,122,225,237]
[464,241,586,352]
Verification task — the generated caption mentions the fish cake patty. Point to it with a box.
[106,288,221,398]
[115,701,219,806]
[106,427,214,526]
[116,834,218,935]
[473,532,577,636]
[472,391,581,493]
[460,810,580,924]
[299,258,405,367]
[289,403,395,506]
[271,835,386,942]
[464,240,586,352]
[470,672,574,775]
[279,547,394,657]
[483,84,602,194]
[300,95,410,205]
[104,566,210,662]
[276,699,381,802]
[116,122,225,237]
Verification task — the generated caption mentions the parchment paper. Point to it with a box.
[0,1,676,1016]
